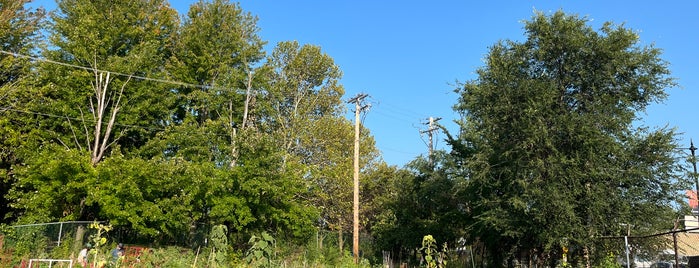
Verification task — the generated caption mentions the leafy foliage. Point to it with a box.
[7,147,96,222]
[87,221,112,267]
[419,235,448,268]
[208,224,228,267]
[448,11,684,265]
[371,152,466,264]
[245,231,276,267]
[36,0,178,164]
[1,1,688,267]
[0,0,45,223]
[0,0,43,87]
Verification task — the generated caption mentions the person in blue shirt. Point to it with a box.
[110,243,124,264]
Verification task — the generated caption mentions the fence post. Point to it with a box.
[57,222,64,247]
[624,235,630,268]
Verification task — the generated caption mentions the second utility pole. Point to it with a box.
[421,116,441,165]
[691,140,698,214]
[348,93,368,264]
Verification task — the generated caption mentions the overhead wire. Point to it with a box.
[2,107,166,132]
[0,50,208,89]
[357,97,435,159]
[377,100,428,119]
[371,102,425,124]
[3,106,373,149]
[0,50,426,157]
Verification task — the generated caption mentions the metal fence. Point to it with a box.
[618,227,699,268]
[9,221,98,249]
[1,221,100,265]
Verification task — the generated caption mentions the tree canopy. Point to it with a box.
[0,2,690,266]
[447,11,685,266]
[1,0,381,250]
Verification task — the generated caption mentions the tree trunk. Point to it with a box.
[73,225,86,252]
[583,245,591,268]
[337,220,345,253]
[317,230,323,250]
[338,224,343,253]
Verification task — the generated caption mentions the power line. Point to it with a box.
[372,101,427,123]
[0,50,208,89]
[370,109,416,124]
[2,107,363,146]
[376,100,427,118]
[3,107,166,132]
[0,50,386,150]
[2,107,242,142]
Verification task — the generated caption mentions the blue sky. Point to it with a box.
[32,1,699,167]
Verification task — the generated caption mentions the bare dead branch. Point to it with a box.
[93,74,130,165]
[78,107,92,152]
[65,115,82,151]
[55,136,69,150]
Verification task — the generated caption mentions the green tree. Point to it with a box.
[448,11,683,266]
[37,0,178,165]
[259,41,349,242]
[0,0,43,88]
[8,0,179,224]
[372,152,465,265]
[259,41,388,251]
[228,130,319,241]
[260,41,345,164]
[137,0,318,244]
[301,116,379,252]
[165,0,266,167]
[0,0,45,223]
[169,0,264,123]
[7,146,97,223]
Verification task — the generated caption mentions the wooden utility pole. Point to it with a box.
[348,93,368,264]
[420,116,441,164]
[691,140,698,214]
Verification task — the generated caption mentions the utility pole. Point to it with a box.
[420,116,441,164]
[691,140,698,214]
[347,93,368,264]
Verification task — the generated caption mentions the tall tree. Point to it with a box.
[0,0,44,222]
[371,152,466,264]
[0,0,43,89]
[260,41,345,165]
[304,116,379,251]
[259,40,382,248]
[8,0,179,223]
[37,0,178,165]
[164,0,265,167]
[169,0,264,123]
[448,11,684,266]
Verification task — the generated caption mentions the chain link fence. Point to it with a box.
[2,221,97,260]
[618,227,699,268]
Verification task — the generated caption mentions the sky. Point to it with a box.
[31,0,699,168]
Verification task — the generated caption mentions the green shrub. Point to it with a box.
[245,232,276,267]
[208,224,228,267]
[595,252,622,268]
